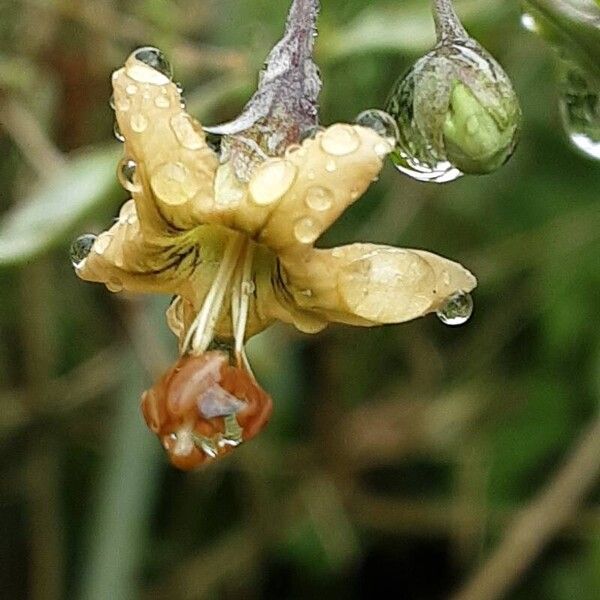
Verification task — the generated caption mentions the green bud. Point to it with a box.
[443,83,519,174]
[385,3,522,182]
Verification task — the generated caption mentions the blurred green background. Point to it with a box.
[1,1,599,599]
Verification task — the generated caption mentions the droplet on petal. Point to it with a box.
[169,114,205,150]
[249,159,297,206]
[93,233,113,255]
[130,113,148,133]
[70,234,97,267]
[117,159,141,193]
[293,216,320,244]
[436,291,473,326]
[151,162,200,206]
[338,248,436,323]
[320,124,360,156]
[106,277,124,293]
[140,351,273,470]
[305,186,333,211]
[154,95,171,109]
[113,122,125,142]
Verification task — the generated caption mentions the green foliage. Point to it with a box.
[0,1,598,599]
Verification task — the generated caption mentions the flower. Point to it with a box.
[72,1,477,469]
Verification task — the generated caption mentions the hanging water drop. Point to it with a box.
[117,159,141,193]
[70,234,97,267]
[558,58,600,160]
[436,291,473,326]
[130,113,148,133]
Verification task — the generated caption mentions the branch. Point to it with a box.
[451,416,600,600]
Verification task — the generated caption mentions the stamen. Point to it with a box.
[183,235,245,355]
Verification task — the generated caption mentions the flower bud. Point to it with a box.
[386,37,522,181]
[141,351,272,470]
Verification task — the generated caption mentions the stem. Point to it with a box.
[432,0,469,42]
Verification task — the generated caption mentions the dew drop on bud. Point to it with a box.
[436,291,474,326]
[70,234,97,267]
[117,159,140,193]
[355,109,399,144]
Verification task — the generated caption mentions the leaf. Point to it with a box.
[0,145,120,267]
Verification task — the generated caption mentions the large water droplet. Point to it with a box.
[151,162,199,205]
[117,159,141,193]
[130,113,148,133]
[70,234,97,267]
[558,58,600,160]
[249,159,297,206]
[305,186,333,211]
[127,47,173,86]
[355,109,399,144]
[436,291,473,326]
[320,124,360,156]
[170,114,205,150]
[325,158,337,173]
[293,216,320,244]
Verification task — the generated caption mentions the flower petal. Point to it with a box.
[76,200,221,300]
[276,243,477,326]
[112,54,218,232]
[257,124,392,252]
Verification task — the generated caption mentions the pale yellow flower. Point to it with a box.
[75,50,477,362]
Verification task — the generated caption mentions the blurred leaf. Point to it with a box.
[0,146,120,267]
[324,0,508,60]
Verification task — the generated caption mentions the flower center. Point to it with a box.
[182,233,256,370]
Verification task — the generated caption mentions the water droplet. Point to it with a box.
[125,84,138,96]
[520,12,539,33]
[130,113,148,133]
[109,94,115,110]
[436,291,473,326]
[127,47,173,86]
[115,96,131,112]
[558,58,600,160]
[284,144,303,159]
[117,159,141,193]
[305,186,333,211]
[293,216,320,244]
[249,159,297,206]
[106,278,124,293]
[325,158,337,173]
[320,124,360,156]
[154,95,170,109]
[355,109,399,144]
[113,122,125,142]
[170,114,205,150]
[151,162,199,205]
[69,234,97,267]
[94,233,113,255]
[300,125,324,142]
